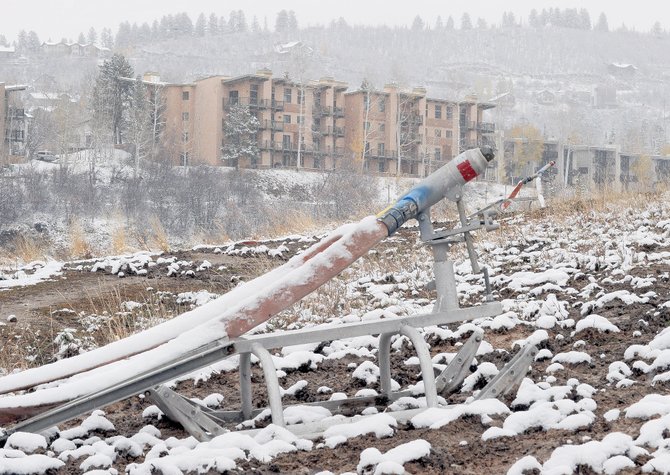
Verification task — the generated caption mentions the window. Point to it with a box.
[435,148,441,160]
[446,106,453,120]
[297,89,303,104]
[379,160,386,172]
[182,91,189,100]
[283,114,291,124]
[377,143,385,157]
[445,130,453,138]
[364,121,370,131]
[282,134,291,149]
[378,97,386,112]
[435,105,442,119]
[182,112,189,121]
[284,88,292,104]
[379,123,385,132]
[250,84,259,105]
[314,156,321,169]
[435,129,441,138]
[182,131,189,143]
[228,90,239,105]
[180,152,189,164]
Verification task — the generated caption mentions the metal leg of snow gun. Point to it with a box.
[474,344,538,401]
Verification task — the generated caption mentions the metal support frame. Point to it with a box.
[145,386,227,441]
[435,329,483,395]
[379,325,438,407]
[474,344,538,401]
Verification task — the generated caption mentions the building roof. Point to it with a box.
[222,73,270,85]
[5,84,27,92]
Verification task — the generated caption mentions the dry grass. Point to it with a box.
[111,224,130,255]
[266,209,319,237]
[9,234,46,263]
[68,219,92,259]
[148,216,170,252]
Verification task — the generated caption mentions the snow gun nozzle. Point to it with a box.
[480,146,496,162]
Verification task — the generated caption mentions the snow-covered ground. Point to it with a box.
[2,190,666,474]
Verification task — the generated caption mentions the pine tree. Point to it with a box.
[87,27,98,44]
[208,13,219,35]
[221,104,260,168]
[78,32,86,44]
[26,31,41,52]
[461,13,472,30]
[195,13,206,37]
[287,10,298,31]
[596,12,609,32]
[275,10,289,33]
[92,54,134,145]
[411,15,425,31]
[446,16,455,30]
[16,30,27,52]
[100,28,114,48]
[251,16,261,33]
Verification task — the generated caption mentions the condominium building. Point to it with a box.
[220,72,348,169]
[344,85,495,176]
[0,83,27,163]
[152,70,495,175]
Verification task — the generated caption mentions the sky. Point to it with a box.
[1,0,666,43]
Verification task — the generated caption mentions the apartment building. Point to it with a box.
[152,71,495,175]
[0,83,27,163]
[344,85,495,176]
[220,72,347,169]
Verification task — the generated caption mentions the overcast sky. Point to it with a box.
[2,0,665,42]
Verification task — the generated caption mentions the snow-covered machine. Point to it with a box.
[0,147,536,444]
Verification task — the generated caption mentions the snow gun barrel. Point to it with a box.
[521,160,556,185]
[377,147,495,235]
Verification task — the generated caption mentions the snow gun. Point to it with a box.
[0,147,499,442]
[500,160,556,211]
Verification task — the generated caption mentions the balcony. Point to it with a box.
[8,108,25,119]
[261,120,284,131]
[367,150,398,159]
[478,122,495,133]
[224,98,284,111]
[333,106,344,118]
[313,105,333,116]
